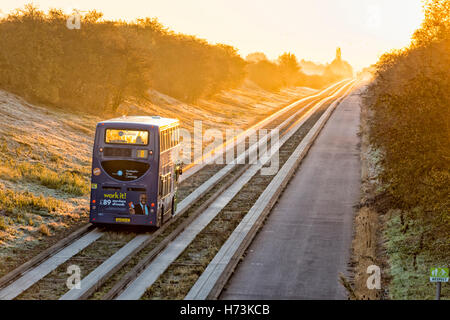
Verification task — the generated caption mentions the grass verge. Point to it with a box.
[385,210,449,300]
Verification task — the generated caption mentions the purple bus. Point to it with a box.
[89,116,182,227]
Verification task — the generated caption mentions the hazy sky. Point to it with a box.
[1,0,425,70]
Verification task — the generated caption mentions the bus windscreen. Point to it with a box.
[105,129,149,145]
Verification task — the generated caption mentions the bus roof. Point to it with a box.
[99,116,179,128]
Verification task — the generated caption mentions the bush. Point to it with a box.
[0,188,65,216]
[247,59,284,91]
[38,224,51,236]
[0,161,89,196]
[365,0,450,259]
[0,216,8,231]
[0,5,246,113]
[246,51,349,91]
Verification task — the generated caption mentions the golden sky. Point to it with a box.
[1,0,425,70]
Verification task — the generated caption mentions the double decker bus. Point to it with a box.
[89,116,182,227]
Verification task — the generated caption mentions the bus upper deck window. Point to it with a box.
[105,129,149,145]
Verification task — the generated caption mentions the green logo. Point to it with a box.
[430,267,449,282]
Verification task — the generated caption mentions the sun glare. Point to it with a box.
[1,0,425,70]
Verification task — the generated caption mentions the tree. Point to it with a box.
[277,52,300,86]
[245,52,268,63]
[0,5,247,112]
[365,0,450,259]
[247,59,283,91]
[412,0,450,46]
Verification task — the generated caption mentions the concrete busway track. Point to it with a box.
[111,80,355,300]
[186,82,358,300]
[180,78,350,183]
[74,80,354,301]
[0,79,351,300]
[218,83,362,300]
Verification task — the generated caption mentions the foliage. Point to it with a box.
[413,0,450,46]
[0,160,89,196]
[245,52,268,63]
[0,5,246,113]
[246,59,284,91]
[365,0,450,259]
[277,52,300,86]
[0,5,352,111]
[385,211,449,299]
[0,187,65,217]
[246,51,348,91]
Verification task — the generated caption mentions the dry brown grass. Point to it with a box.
[38,224,51,236]
[344,87,383,300]
[0,161,89,196]
[0,75,318,285]
[0,216,8,231]
[351,207,382,300]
